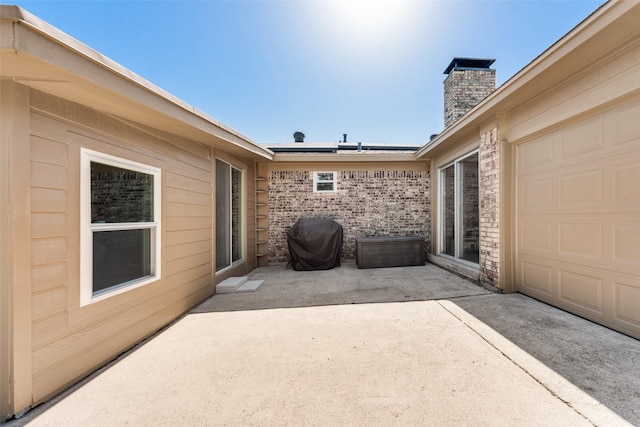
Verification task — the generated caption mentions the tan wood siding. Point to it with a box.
[1,81,33,417]
[26,90,231,403]
[32,284,212,402]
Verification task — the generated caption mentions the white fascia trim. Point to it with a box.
[415,1,625,160]
[2,5,273,160]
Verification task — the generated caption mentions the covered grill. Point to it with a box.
[287,218,343,271]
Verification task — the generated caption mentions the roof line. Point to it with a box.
[1,5,274,160]
[415,0,622,159]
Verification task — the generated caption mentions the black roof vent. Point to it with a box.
[293,131,305,143]
[444,57,495,74]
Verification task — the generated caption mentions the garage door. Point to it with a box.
[516,98,640,340]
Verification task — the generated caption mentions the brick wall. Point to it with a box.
[91,165,153,222]
[268,169,430,263]
[479,127,500,288]
[444,69,495,128]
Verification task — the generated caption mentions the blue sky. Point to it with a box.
[6,0,605,145]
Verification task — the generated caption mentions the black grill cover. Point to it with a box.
[287,218,343,271]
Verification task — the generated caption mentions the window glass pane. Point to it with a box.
[461,153,479,263]
[316,182,334,192]
[442,165,455,257]
[216,160,230,271]
[232,168,242,262]
[316,172,334,181]
[91,162,153,223]
[93,229,151,294]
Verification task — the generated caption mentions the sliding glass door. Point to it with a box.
[440,152,479,264]
[216,159,243,272]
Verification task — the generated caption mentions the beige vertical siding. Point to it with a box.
[26,89,233,403]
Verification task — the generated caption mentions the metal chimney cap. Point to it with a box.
[444,57,495,74]
[293,131,305,143]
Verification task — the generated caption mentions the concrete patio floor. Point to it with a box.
[12,263,640,426]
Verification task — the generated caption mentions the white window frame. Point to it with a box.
[80,149,161,306]
[313,171,337,193]
[438,150,479,266]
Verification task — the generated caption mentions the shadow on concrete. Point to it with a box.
[192,263,491,312]
[451,293,640,425]
[8,263,638,426]
[193,263,640,425]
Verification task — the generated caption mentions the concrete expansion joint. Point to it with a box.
[438,292,490,301]
[435,300,632,427]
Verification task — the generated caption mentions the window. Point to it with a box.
[216,159,243,272]
[440,151,479,264]
[313,171,337,193]
[80,149,161,305]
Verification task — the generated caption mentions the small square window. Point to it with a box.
[313,171,337,193]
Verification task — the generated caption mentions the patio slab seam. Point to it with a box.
[437,300,633,427]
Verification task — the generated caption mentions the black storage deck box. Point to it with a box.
[355,236,425,269]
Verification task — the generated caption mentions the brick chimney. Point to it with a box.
[443,58,495,128]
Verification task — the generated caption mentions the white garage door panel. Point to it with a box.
[616,99,640,144]
[519,157,639,215]
[519,257,553,297]
[559,115,604,159]
[520,221,554,253]
[615,280,640,329]
[519,254,609,315]
[519,216,640,276]
[558,223,602,258]
[517,98,640,340]
[558,269,604,314]
[519,254,640,337]
[615,223,640,264]
[614,162,640,202]
[559,169,603,204]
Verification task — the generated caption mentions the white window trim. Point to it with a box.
[80,148,161,306]
[215,159,244,275]
[438,150,479,265]
[313,171,337,193]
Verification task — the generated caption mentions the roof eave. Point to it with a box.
[416,0,639,160]
[0,5,274,161]
[273,152,421,163]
